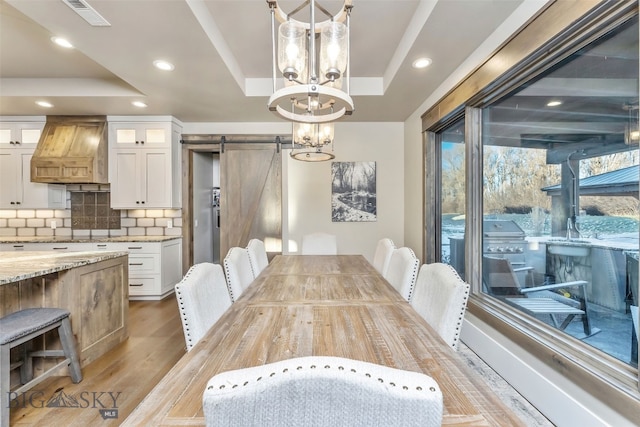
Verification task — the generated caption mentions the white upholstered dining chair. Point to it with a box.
[202,356,443,427]
[247,239,269,276]
[384,247,419,301]
[223,247,256,302]
[175,263,232,352]
[372,238,395,276]
[301,232,338,255]
[411,263,470,351]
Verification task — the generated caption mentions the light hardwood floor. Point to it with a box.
[9,297,185,426]
[8,293,552,426]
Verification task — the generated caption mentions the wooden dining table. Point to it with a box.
[123,255,525,426]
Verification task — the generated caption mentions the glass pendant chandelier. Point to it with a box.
[290,121,335,161]
[268,0,354,161]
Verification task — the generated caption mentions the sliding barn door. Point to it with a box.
[219,143,282,260]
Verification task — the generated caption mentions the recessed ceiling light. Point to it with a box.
[153,60,175,71]
[51,36,73,49]
[132,101,147,108]
[36,101,54,108]
[547,100,562,107]
[412,57,432,69]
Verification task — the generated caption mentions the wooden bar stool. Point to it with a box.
[1,308,82,426]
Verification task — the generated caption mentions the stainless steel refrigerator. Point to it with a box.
[212,187,221,263]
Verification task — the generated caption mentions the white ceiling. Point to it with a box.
[0,0,530,123]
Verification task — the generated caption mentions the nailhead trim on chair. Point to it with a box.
[175,263,232,352]
[443,264,470,350]
[223,247,256,303]
[405,248,420,302]
[175,265,196,349]
[223,249,237,302]
[207,361,438,394]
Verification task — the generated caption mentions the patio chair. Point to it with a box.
[202,356,443,427]
[483,256,599,337]
[627,254,638,363]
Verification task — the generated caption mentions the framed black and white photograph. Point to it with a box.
[331,161,377,222]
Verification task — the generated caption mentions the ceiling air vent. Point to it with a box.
[62,0,111,27]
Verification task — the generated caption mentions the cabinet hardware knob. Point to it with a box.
[10,202,15,205]
[9,141,14,145]
[129,283,144,287]
[15,202,20,205]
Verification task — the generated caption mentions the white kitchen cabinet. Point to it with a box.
[0,242,89,252]
[96,239,182,300]
[0,148,65,209]
[108,117,182,209]
[0,243,28,251]
[0,118,45,148]
[108,121,171,148]
[110,149,172,208]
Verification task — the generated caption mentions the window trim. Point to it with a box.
[421,0,634,131]
[423,0,640,418]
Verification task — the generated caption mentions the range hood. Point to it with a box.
[31,116,108,184]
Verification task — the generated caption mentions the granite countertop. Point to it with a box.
[0,251,129,285]
[527,235,639,251]
[0,236,181,244]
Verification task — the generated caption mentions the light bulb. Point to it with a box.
[278,21,306,81]
[319,123,334,145]
[320,22,347,82]
[285,44,299,64]
[326,43,340,65]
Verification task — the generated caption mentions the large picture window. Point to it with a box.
[481,17,638,366]
[424,3,640,412]
[440,120,466,277]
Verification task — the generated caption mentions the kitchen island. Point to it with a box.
[1,236,182,300]
[0,251,129,385]
[526,236,637,312]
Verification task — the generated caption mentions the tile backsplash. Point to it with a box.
[71,191,121,230]
[0,186,182,238]
[0,208,182,238]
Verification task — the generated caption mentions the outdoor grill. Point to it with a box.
[483,220,527,267]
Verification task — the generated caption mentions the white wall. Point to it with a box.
[285,122,405,261]
[403,115,424,261]
[182,121,406,263]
